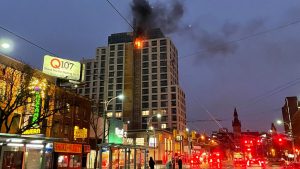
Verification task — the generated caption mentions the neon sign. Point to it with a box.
[32,91,41,125]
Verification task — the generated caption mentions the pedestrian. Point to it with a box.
[172,158,175,169]
[178,157,183,169]
[166,160,172,169]
[149,157,155,169]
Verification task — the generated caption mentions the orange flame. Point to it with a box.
[134,38,143,49]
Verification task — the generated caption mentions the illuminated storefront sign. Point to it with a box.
[54,142,82,153]
[136,138,144,146]
[108,119,123,144]
[42,55,82,81]
[22,128,41,135]
[74,126,87,139]
[32,91,41,125]
[124,138,134,145]
[149,137,157,147]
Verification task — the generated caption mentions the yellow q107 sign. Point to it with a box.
[43,55,81,81]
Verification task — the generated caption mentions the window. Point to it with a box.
[151,40,157,46]
[161,67,167,73]
[160,39,167,46]
[161,124,167,129]
[142,76,149,81]
[172,101,176,106]
[171,94,176,100]
[161,94,167,100]
[109,72,114,77]
[161,74,167,79]
[110,52,115,57]
[142,69,149,74]
[142,96,148,101]
[109,66,114,71]
[161,101,167,107]
[117,65,123,70]
[110,45,116,50]
[109,58,114,64]
[142,82,148,88]
[160,53,167,60]
[116,84,122,90]
[161,80,167,86]
[152,74,157,80]
[142,110,149,116]
[64,124,69,135]
[152,88,157,93]
[152,81,157,86]
[86,62,91,69]
[86,70,91,75]
[152,95,158,100]
[151,54,157,60]
[160,46,167,52]
[117,44,124,50]
[117,71,123,76]
[161,87,167,93]
[143,42,149,47]
[116,112,122,117]
[152,68,157,73]
[152,47,157,52]
[171,87,176,92]
[161,116,167,122]
[116,104,122,110]
[143,55,148,62]
[142,62,149,68]
[143,48,149,53]
[152,61,157,67]
[142,103,149,108]
[152,102,157,107]
[93,69,98,74]
[160,61,167,67]
[116,78,122,83]
[86,76,91,81]
[117,51,123,56]
[172,116,177,121]
[109,78,114,83]
[92,88,96,93]
[94,62,98,68]
[142,89,149,94]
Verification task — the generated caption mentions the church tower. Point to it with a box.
[232,108,241,138]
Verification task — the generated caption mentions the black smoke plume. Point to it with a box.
[131,0,184,36]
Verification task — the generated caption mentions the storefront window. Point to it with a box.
[58,155,69,168]
[69,155,81,168]
[25,148,42,169]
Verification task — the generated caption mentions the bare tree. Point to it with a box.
[89,104,104,169]
[0,63,67,134]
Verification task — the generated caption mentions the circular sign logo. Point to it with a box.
[50,58,61,68]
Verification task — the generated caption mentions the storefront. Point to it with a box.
[53,142,84,169]
[0,133,57,169]
[97,143,149,169]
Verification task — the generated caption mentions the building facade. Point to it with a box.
[78,29,186,132]
[0,54,91,169]
[282,96,300,146]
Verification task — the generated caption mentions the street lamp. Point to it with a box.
[276,119,296,162]
[101,94,124,143]
[147,113,162,163]
[0,39,13,52]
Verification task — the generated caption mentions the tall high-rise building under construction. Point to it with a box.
[79,29,186,132]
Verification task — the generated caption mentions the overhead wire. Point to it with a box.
[0,25,57,56]
[105,0,135,31]
[239,77,300,109]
